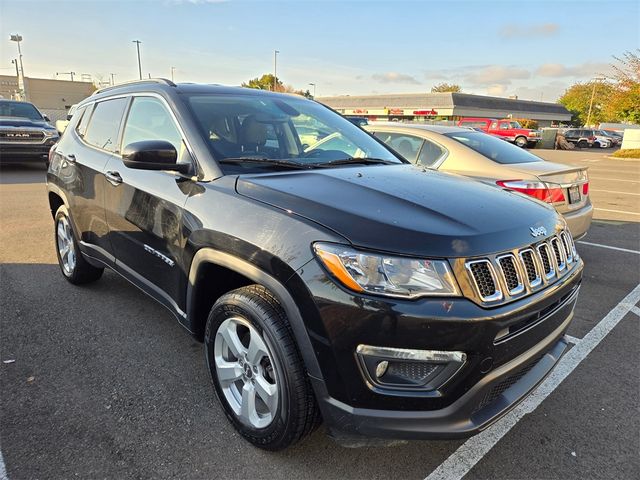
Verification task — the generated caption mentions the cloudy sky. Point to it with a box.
[1,0,638,101]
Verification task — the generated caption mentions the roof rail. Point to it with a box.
[92,78,176,96]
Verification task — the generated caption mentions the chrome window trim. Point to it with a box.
[496,253,525,296]
[465,259,503,303]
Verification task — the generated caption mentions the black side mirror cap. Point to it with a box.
[122,140,191,174]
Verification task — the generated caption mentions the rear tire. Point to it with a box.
[54,205,103,284]
[204,285,321,450]
[514,136,527,148]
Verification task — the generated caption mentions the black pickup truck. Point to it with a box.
[47,80,583,450]
[0,99,59,164]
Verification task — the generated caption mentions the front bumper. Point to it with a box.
[292,254,582,441]
[0,141,55,162]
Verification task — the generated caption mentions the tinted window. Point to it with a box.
[122,97,182,152]
[374,132,423,162]
[84,98,128,152]
[0,101,42,120]
[445,131,542,164]
[416,139,446,167]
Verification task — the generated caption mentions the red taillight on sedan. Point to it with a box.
[582,182,589,195]
[496,180,565,203]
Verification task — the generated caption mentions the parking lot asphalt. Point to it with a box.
[1,150,639,480]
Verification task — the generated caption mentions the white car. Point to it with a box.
[593,132,612,148]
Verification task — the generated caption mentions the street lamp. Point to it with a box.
[9,34,26,100]
[273,50,280,91]
[309,82,316,98]
[171,66,176,82]
[585,77,606,127]
[110,73,116,86]
[133,40,142,80]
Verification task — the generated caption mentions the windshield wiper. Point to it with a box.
[311,157,398,167]
[218,157,311,169]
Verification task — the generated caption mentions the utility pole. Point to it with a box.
[56,72,76,81]
[110,73,116,86]
[9,34,26,100]
[309,82,316,98]
[273,50,279,91]
[585,77,605,127]
[133,40,142,80]
[171,66,176,82]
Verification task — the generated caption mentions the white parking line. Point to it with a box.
[590,189,640,196]
[594,207,640,216]
[564,334,580,344]
[589,177,638,183]
[577,241,640,255]
[0,443,8,480]
[631,306,640,317]
[425,283,640,480]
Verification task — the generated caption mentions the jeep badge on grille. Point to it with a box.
[530,226,547,237]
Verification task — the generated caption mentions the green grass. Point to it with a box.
[612,149,640,159]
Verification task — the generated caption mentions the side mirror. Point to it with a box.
[122,140,190,174]
[43,114,51,122]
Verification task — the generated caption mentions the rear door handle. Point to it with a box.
[105,170,123,186]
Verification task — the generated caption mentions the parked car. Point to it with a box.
[367,123,592,239]
[457,118,541,148]
[596,129,620,147]
[54,103,78,134]
[561,129,597,148]
[344,115,369,126]
[47,80,583,450]
[0,99,59,163]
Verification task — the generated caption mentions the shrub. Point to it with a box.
[612,148,640,158]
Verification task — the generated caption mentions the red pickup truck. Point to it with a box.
[457,118,541,148]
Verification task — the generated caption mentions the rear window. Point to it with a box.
[445,131,541,165]
[83,98,128,152]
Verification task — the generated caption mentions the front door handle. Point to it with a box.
[105,170,123,186]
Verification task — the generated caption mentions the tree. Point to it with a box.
[242,74,283,91]
[431,83,462,93]
[558,81,617,126]
[605,49,640,123]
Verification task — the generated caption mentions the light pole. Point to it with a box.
[309,82,316,98]
[110,73,116,86]
[585,77,606,127]
[133,40,142,80]
[171,66,176,82]
[273,50,279,91]
[56,72,76,81]
[9,34,26,100]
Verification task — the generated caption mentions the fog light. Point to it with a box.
[356,344,466,392]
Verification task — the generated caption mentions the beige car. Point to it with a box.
[366,124,593,239]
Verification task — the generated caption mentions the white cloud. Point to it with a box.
[465,66,530,85]
[500,23,559,38]
[371,72,421,85]
[486,84,508,96]
[536,62,612,78]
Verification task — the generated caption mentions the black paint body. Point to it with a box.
[46,82,582,442]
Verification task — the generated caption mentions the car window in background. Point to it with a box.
[416,139,446,167]
[490,122,498,129]
[446,131,542,164]
[0,101,43,120]
[374,132,424,162]
[83,98,128,152]
[509,122,522,129]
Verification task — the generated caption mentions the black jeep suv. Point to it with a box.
[0,99,59,163]
[47,80,583,450]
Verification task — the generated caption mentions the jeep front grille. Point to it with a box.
[463,229,579,305]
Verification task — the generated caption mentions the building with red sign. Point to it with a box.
[317,92,571,126]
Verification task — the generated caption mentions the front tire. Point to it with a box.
[514,136,528,148]
[577,140,589,148]
[204,285,320,450]
[54,205,103,284]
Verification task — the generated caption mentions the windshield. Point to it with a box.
[0,101,43,120]
[445,131,542,164]
[509,121,522,129]
[185,93,400,170]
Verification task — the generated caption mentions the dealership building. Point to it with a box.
[0,75,94,122]
[318,92,572,127]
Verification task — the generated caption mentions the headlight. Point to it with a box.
[313,242,460,298]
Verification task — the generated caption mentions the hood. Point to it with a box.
[236,164,561,258]
[0,117,55,130]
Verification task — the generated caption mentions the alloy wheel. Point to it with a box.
[57,215,76,275]
[214,317,279,429]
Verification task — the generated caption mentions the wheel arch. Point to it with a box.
[186,248,323,380]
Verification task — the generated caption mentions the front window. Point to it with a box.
[445,131,542,165]
[185,94,400,171]
[509,121,522,129]
[0,101,43,120]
